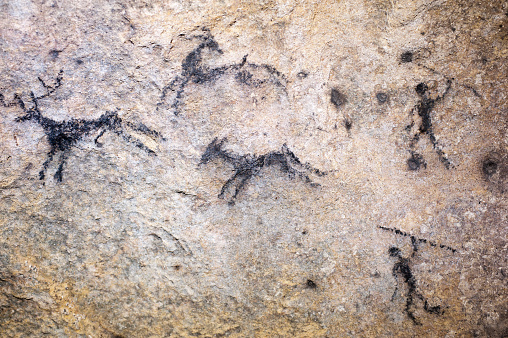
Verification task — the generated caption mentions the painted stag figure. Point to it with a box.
[9,70,164,182]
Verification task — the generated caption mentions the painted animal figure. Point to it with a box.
[11,70,163,182]
[157,28,286,116]
[200,137,326,204]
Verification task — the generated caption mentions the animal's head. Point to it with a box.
[200,137,226,165]
[15,111,35,123]
[13,91,46,123]
[182,29,223,76]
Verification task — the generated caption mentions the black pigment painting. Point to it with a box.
[157,28,287,116]
[1,2,505,335]
[200,137,326,204]
[406,80,453,170]
[379,226,456,325]
[8,70,164,182]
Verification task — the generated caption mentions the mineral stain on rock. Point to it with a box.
[400,51,413,63]
[10,70,164,182]
[407,152,426,171]
[376,92,388,103]
[49,49,62,60]
[330,88,351,131]
[297,71,309,79]
[344,118,353,131]
[306,279,317,289]
[330,88,347,108]
[483,158,499,177]
[481,151,508,193]
[200,137,326,204]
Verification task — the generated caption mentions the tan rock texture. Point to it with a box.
[0,0,507,337]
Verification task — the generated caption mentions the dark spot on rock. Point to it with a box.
[407,153,426,171]
[49,50,61,59]
[306,279,317,289]
[376,92,388,103]
[344,118,352,131]
[330,88,347,108]
[174,265,182,271]
[297,71,308,79]
[483,159,498,177]
[420,31,425,35]
[400,51,413,63]
[76,59,83,65]
[415,82,428,96]
[302,230,307,235]
[481,151,507,193]
[451,27,456,32]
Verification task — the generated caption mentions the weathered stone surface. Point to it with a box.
[0,0,506,336]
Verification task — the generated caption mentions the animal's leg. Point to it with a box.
[428,133,452,169]
[94,128,107,147]
[171,81,188,116]
[53,150,68,182]
[157,76,188,116]
[39,148,57,180]
[230,174,252,204]
[219,170,252,204]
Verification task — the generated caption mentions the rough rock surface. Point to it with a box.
[0,0,507,337]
